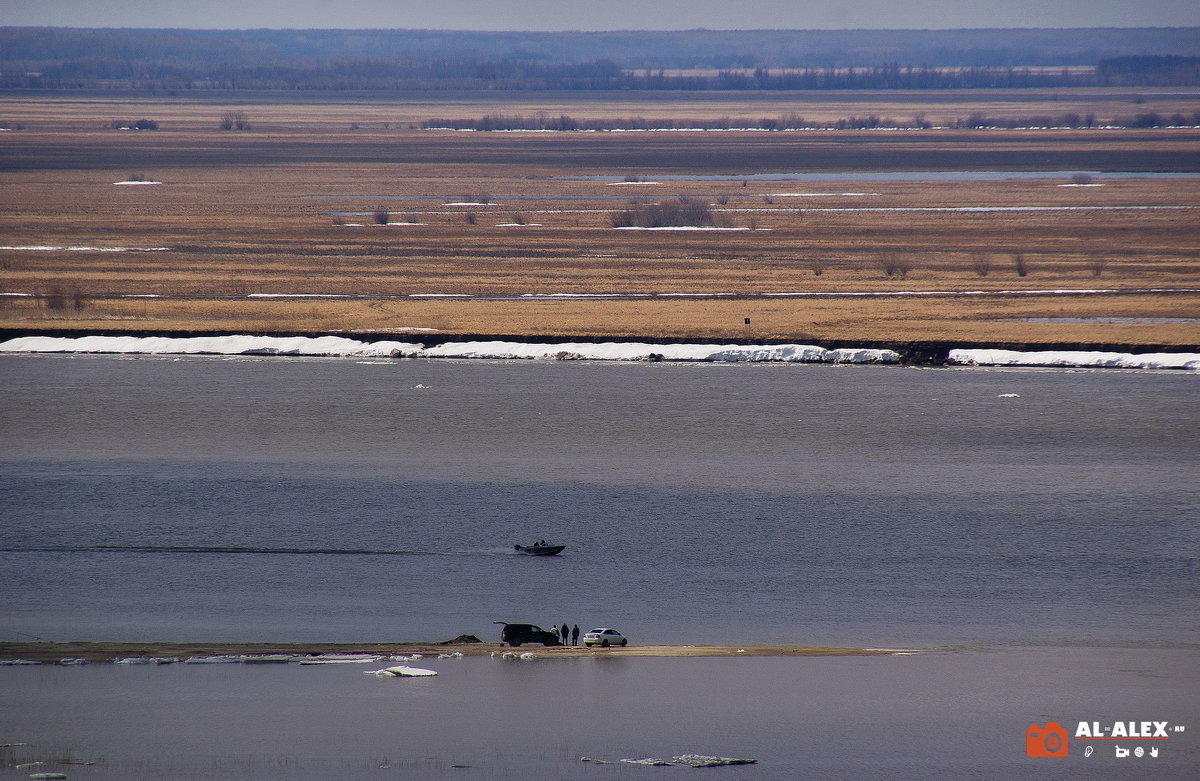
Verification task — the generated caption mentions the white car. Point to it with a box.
[582,628,628,647]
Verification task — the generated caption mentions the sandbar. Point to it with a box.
[0,641,906,664]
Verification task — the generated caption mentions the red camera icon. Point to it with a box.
[1027,722,1069,758]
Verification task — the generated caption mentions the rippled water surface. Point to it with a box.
[3,649,1198,780]
[2,354,1196,648]
[2,354,1198,779]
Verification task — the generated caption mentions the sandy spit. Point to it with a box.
[0,641,905,664]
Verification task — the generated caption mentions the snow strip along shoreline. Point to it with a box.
[1,336,1197,369]
[0,336,895,364]
[948,349,1200,370]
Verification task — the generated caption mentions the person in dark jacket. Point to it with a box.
[571,624,580,646]
[560,623,569,645]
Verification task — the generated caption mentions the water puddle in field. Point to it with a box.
[557,171,1200,182]
[1010,317,1200,324]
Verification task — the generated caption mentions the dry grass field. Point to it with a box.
[2,91,1198,348]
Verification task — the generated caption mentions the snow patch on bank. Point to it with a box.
[0,335,420,358]
[420,341,897,363]
[1,336,895,363]
[949,349,1200,370]
[0,245,171,252]
[2,337,1196,370]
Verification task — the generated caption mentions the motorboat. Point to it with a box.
[514,542,565,556]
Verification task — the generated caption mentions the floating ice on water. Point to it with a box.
[367,666,438,677]
[608,755,757,767]
[673,754,757,767]
[299,654,383,664]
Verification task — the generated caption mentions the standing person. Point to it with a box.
[560,623,569,646]
[571,624,580,646]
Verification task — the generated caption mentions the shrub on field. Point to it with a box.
[465,212,477,225]
[972,253,993,276]
[610,197,716,228]
[42,287,87,313]
[220,111,250,130]
[373,208,390,225]
[880,255,911,279]
[1013,253,1029,277]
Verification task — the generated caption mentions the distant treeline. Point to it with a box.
[7,59,1200,91]
[423,110,1200,131]
[2,27,1198,91]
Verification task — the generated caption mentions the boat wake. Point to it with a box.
[0,544,457,556]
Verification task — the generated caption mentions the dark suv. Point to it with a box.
[495,622,561,647]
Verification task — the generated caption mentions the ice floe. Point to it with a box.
[673,754,757,767]
[587,755,756,767]
[367,665,438,677]
[298,653,383,664]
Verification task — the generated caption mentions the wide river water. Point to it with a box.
[1,354,1197,778]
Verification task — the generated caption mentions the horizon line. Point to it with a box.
[4,24,1200,33]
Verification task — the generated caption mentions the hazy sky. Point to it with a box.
[5,0,1200,30]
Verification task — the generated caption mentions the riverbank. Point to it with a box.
[2,110,1198,349]
[0,641,902,664]
[4,330,1198,368]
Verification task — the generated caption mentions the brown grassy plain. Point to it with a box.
[1,91,1198,349]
